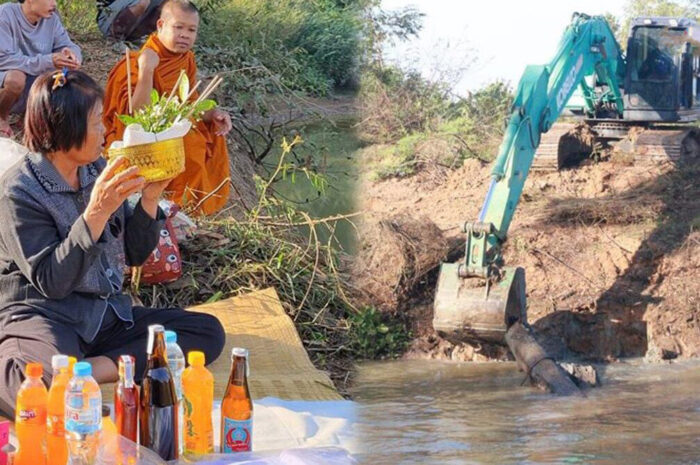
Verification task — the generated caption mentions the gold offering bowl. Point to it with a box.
[106,137,185,182]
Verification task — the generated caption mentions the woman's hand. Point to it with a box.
[83,157,145,241]
[141,179,171,219]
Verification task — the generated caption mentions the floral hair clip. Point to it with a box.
[51,68,68,91]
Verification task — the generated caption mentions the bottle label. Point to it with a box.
[47,414,65,436]
[222,417,252,453]
[17,408,43,423]
[65,394,101,435]
[183,395,213,453]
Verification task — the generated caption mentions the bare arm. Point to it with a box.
[132,48,159,110]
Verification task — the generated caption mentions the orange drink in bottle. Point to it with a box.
[15,362,48,465]
[182,351,214,455]
[47,355,71,465]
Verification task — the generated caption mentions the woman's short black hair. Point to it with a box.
[23,70,104,154]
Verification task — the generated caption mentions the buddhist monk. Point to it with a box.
[103,0,232,215]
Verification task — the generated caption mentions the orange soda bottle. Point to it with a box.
[15,362,48,465]
[102,405,117,434]
[101,404,121,459]
[182,351,214,455]
[220,348,253,453]
[47,355,72,465]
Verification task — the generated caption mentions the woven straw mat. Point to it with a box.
[101,287,341,401]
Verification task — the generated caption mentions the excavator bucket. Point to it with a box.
[433,264,527,344]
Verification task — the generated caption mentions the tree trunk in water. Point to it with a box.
[505,322,582,396]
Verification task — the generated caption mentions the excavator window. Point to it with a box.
[629,26,684,82]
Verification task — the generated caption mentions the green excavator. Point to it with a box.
[433,13,700,344]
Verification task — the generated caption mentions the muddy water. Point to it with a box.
[351,360,700,464]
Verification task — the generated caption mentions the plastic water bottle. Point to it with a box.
[165,330,185,454]
[65,362,102,465]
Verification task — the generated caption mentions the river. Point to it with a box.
[269,119,361,254]
[274,118,700,465]
[351,359,700,464]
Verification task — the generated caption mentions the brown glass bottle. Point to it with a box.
[221,347,253,453]
[140,324,179,460]
[115,355,138,443]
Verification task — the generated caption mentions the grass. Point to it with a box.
[133,139,378,395]
[367,134,423,180]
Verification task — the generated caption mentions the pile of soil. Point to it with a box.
[350,213,450,312]
[353,144,700,363]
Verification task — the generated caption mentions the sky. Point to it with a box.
[381,0,628,95]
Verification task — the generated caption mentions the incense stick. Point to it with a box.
[184,75,223,119]
[125,46,133,115]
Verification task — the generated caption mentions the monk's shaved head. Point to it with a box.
[157,0,200,54]
[160,0,200,20]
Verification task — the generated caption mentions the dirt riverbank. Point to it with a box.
[351,141,699,363]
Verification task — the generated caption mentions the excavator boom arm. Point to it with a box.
[466,13,623,277]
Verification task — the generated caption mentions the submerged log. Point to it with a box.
[505,322,582,396]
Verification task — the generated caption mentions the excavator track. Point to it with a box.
[625,128,700,163]
[532,123,590,171]
[533,123,700,170]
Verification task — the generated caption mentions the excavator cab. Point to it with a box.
[624,18,700,121]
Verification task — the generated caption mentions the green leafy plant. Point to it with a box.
[348,307,410,359]
[118,72,217,133]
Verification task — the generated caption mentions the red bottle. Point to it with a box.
[115,355,138,442]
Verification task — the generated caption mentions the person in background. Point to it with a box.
[0,0,81,138]
[97,0,164,42]
[103,0,232,215]
[0,70,225,418]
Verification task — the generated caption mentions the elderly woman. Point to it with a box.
[0,70,225,416]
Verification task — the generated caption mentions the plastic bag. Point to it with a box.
[0,138,28,178]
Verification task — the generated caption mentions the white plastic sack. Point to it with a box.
[174,447,357,465]
[210,399,358,454]
[0,138,28,177]
[109,120,192,150]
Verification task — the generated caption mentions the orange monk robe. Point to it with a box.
[103,34,230,215]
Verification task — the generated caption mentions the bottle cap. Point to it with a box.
[73,361,92,377]
[102,405,111,417]
[118,354,135,367]
[26,363,42,377]
[147,324,165,354]
[188,351,205,366]
[164,330,177,344]
[231,347,249,359]
[51,355,69,370]
[68,356,77,371]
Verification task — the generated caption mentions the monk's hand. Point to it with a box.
[204,109,232,136]
[138,48,160,73]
